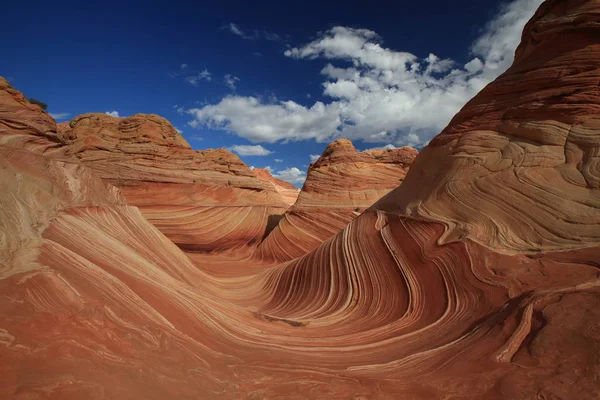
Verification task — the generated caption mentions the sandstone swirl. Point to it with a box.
[1,1,600,398]
[256,138,418,261]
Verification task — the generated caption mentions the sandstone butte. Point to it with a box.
[1,0,600,398]
[255,138,418,261]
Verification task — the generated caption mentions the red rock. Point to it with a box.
[1,1,600,398]
[375,0,600,253]
[54,112,292,251]
[252,167,300,207]
[256,138,418,261]
[0,76,60,152]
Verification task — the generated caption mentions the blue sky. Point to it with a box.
[1,0,542,186]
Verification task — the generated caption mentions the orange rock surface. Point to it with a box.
[256,138,417,261]
[1,1,600,398]
[252,167,300,207]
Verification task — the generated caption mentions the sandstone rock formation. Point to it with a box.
[375,0,600,253]
[0,91,291,252]
[1,0,600,398]
[0,77,60,152]
[252,167,300,207]
[256,138,418,261]
[52,114,293,252]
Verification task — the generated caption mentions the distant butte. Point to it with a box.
[0,0,599,398]
[255,138,418,261]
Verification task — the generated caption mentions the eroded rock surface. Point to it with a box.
[252,167,300,207]
[1,1,600,398]
[256,139,417,261]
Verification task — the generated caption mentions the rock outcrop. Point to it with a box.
[1,1,600,398]
[0,76,60,152]
[252,167,300,207]
[256,139,418,261]
[375,0,600,253]
[25,105,291,251]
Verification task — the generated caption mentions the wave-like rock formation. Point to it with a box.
[256,138,418,261]
[252,167,300,207]
[375,0,600,253]
[1,1,600,398]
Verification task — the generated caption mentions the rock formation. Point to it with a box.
[1,0,600,398]
[0,77,60,152]
[52,114,293,252]
[252,167,300,207]
[256,138,418,261]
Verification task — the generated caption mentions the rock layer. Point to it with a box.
[256,139,417,261]
[252,167,300,207]
[54,111,291,251]
[1,1,600,398]
[375,0,600,253]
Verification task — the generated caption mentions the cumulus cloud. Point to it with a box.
[264,165,274,173]
[174,127,183,134]
[273,167,307,185]
[185,69,212,85]
[105,111,120,117]
[274,158,283,163]
[189,0,542,147]
[224,74,240,91]
[310,154,320,162]
[189,96,341,143]
[227,144,273,156]
[49,112,70,120]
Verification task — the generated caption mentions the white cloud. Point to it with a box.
[273,167,307,185]
[224,23,282,42]
[105,111,120,117]
[174,105,186,115]
[169,64,189,78]
[310,154,320,162]
[264,31,281,42]
[187,120,199,128]
[49,112,70,120]
[175,127,183,134]
[227,144,273,156]
[365,144,396,151]
[224,23,257,40]
[264,165,274,173]
[185,69,212,86]
[274,159,283,163]
[224,74,240,91]
[188,96,341,143]
[188,0,542,147]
